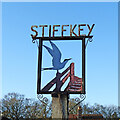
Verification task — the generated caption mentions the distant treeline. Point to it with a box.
[0,93,120,120]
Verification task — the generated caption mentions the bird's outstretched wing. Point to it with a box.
[43,45,54,57]
[49,40,62,61]
[43,40,62,67]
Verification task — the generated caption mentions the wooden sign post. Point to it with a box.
[52,94,69,119]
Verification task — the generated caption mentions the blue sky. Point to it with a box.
[2,2,118,106]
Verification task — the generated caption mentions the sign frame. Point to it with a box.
[32,36,93,94]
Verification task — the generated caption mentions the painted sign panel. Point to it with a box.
[41,40,82,94]
[33,36,93,94]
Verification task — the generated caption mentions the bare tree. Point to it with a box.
[2,93,26,119]
[69,98,120,118]
[1,93,52,119]
[92,103,120,118]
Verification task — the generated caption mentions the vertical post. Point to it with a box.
[82,38,85,94]
[52,94,69,119]
[37,38,43,94]
[78,106,82,119]
[70,63,74,81]
[56,72,61,92]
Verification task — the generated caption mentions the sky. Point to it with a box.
[0,0,119,2]
[1,2,118,106]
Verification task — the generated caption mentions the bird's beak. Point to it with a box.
[68,58,72,60]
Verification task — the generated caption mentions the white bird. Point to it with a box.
[42,40,72,72]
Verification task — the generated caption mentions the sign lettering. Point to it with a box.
[31,24,95,38]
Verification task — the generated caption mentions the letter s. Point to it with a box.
[31,25,38,38]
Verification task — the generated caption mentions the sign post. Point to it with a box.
[31,24,94,119]
[52,94,69,119]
